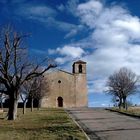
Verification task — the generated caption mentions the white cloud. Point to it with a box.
[114,18,140,36]
[92,8,140,47]
[55,57,67,64]
[77,0,103,28]
[88,79,107,94]
[50,45,85,64]
[48,44,86,64]
[57,45,85,58]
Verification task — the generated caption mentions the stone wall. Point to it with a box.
[41,70,76,108]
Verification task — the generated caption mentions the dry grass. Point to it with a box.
[124,107,140,115]
[111,107,140,116]
[0,108,87,140]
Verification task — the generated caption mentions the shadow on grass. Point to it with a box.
[15,125,79,132]
[39,118,70,124]
[12,125,80,140]
[40,108,64,112]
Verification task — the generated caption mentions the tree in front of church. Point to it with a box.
[106,67,139,109]
[0,27,56,120]
[21,75,49,113]
[20,77,43,113]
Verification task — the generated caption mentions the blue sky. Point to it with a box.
[1,0,140,107]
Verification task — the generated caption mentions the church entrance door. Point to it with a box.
[57,97,63,107]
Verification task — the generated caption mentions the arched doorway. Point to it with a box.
[57,97,63,107]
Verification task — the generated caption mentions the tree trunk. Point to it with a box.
[23,101,26,114]
[126,102,128,110]
[37,99,40,111]
[0,100,3,110]
[31,98,33,112]
[123,97,127,109]
[123,98,125,109]
[119,98,122,109]
[7,96,18,120]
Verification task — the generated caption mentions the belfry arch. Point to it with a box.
[79,64,82,73]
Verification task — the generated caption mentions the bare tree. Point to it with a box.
[20,69,50,113]
[33,76,50,111]
[28,77,43,112]
[39,76,50,110]
[106,67,139,109]
[20,80,33,114]
[20,78,38,113]
[0,27,56,120]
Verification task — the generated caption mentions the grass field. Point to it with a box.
[110,107,140,116]
[0,108,87,140]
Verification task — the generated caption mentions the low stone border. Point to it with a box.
[106,108,140,119]
[65,109,90,140]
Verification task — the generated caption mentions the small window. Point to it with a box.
[79,64,82,73]
[58,80,61,83]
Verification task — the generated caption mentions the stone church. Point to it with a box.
[40,60,88,108]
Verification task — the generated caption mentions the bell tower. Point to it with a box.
[72,60,86,74]
[72,60,88,107]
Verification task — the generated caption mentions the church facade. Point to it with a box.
[40,60,88,108]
